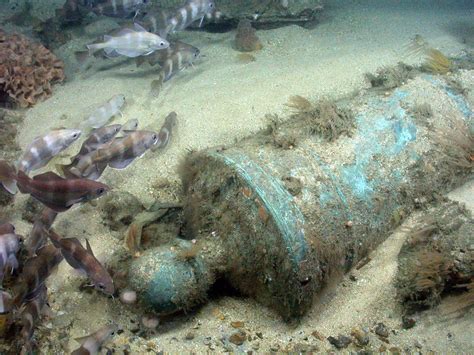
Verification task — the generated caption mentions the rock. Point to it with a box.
[351,327,370,346]
[414,340,423,349]
[229,331,246,346]
[327,335,352,349]
[185,332,195,340]
[230,321,245,328]
[402,316,416,329]
[374,323,390,338]
[311,330,325,341]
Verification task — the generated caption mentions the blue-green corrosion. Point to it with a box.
[211,152,307,269]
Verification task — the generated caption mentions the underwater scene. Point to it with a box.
[0,0,473,353]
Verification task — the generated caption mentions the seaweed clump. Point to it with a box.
[285,95,355,141]
[410,102,433,122]
[233,19,262,52]
[423,48,452,75]
[365,62,418,90]
[395,202,474,313]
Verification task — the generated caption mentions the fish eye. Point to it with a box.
[152,134,158,143]
[98,283,105,289]
[72,133,79,138]
[160,41,165,47]
[96,188,105,195]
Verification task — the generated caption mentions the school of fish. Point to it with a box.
[0,0,214,352]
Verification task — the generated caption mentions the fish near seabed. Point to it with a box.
[68,130,159,179]
[0,231,20,283]
[0,160,109,212]
[19,284,48,354]
[72,324,119,355]
[48,230,115,295]
[13,244,63,307]
[151,112,177,152]
[17,129,82,177]
[160,0,216,37]
[82,95,126,130]
[26,208,58,257]
[86,23,169,58]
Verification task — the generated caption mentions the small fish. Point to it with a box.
[19,285,48,354]
[82,96,126,130]
[48,230,114,295]
[90,0,147,18]
[13,245,63,307]
[72,324,118,355]
[120,119,139,133]
[0,232,20,283]
[0,290,12,314]
[151,112,177,151]
[17,129,82,176]
[0,160,109,212]
[59,124,122,178]
[137,41,200,82]
[68,131,158,180]
[26,208,58,257]
[160,0,216,37]
[86,23,169,58]
[0,223,15,235]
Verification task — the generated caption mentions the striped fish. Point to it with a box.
[161,0,216,37]
[59,124,122,178]
[0,160,109,212]
[151,112,177,151]
[48,230,115,295]
[72,324,118,355]
[13,245,63,307]
[17,129,82,177]
[26,208,58,257]
[90,0,148,18]
[82,95,126,130]
[19,285,48,354]
[68,130,158,180]
[137,41,200,82]
[86,23,169,58]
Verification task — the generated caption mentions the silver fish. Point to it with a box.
[17,129,82,177]
[86,23,169,58]
[72,324,119,355]
[69,130,158,180]
[82,95,126,130]
[161,0,216,37]
[90,0,148,18]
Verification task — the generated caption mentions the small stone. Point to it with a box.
[351,327,370,346]
[349,274,358,282]
[255,332,263,339]
[311,330,325,341]
[389,346,402,354]
[185,332,195,340]
[402,317,416,329]
[252,342,260,350]
[229,331,246,346]
[414,340,423,349]
[327,335,352,349]
[374,323,389,338]
[203,337,212,346]
[270,343,280,351]
[231,321,245,328]
[379,345,387,352]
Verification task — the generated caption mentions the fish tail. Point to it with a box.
[16,170,31,194]
[0,160,18,194]
[86,43,102,56]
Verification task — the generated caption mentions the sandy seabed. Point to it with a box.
[2,0,473,353]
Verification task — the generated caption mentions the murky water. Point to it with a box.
[0,0,473,353]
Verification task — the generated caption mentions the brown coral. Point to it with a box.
[0,29,64,108]
[234,19,262,52]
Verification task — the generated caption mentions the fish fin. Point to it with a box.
[85,238,94,256]
[103,34,113,41]
[103,48,121,58]
[108,158,135,169]
[133,22,147,32]
[74,335,91,346]
[1,180,18,194]
[63,249,85,270]
[37,200,71,213]
[199,16,204,27]
[33,171,65,182]
[68,167,83,178]
[86,43,101,55]
[48,229,62,248]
